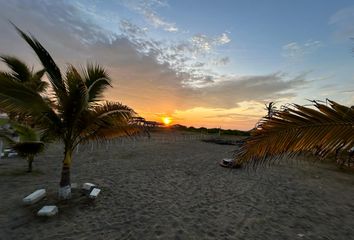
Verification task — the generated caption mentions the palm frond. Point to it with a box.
[83,63,112,103]
[30,69,48,93]
[12,141,45,156]
[0,73,51,116]
[0,73,62,136]
[235,100,354,166]
[61,65,89,127]
[11,122,40,142]
[12,24,67,104]
[0,55,31,82]
[76,101,142,144]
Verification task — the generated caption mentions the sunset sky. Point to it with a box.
[0,0,353,130]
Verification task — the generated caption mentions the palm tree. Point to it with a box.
[0,26,142,199]
[234,100,354,167]
[0,121,44,172]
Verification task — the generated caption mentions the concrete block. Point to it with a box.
[223,158,233,163]
[82,183,96,191]
[37,205,58,216]
[89,188,101,199]
[23,189,46,205]
[8,152,18,157]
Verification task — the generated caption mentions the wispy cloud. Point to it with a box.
[282,40,322,59]
[329,6,354,40]
[211,57,230,66]
[121,0,178,32]
[191,32,231,54]
[120,20,148,36]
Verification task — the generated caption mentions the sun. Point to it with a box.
[162,116,172,126]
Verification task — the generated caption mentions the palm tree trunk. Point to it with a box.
[27,155,34,172]
[58,149,72,200]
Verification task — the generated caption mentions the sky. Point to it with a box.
[0,0,353,130]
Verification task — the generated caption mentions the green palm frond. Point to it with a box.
[29,69,48,92]
[235,100,354,166]
[12,23,68,104]
[0,72,62,136]
[0,73,52,116]
[83,63,112,103]
[1,55,31,82]
[55,65,89,133]
[12,141,45,156]
[11,122,40,142]
[77,101,141,144]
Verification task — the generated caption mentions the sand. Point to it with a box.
[1,131,354,240]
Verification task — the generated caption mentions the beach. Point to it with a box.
[1,131,354,240]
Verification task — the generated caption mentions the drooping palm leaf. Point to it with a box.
[83,63,112,103]
[77,101,141,144]
[0,73,52,116]
[12,23,68,105]
[11,122,40,142]
[235,100,354,166]
[0,55,48,93]
[12,141,45,156]
[1,55,31,82]
[0,73,62,136]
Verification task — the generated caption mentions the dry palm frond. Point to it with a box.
[235,100,354,167]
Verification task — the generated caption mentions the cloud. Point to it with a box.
[120,0,178,32]
[282,40,322,59]
[117,19,232,87]
[190,32,231,54]
[329,6,354,40]
[216,33,231,44]
[120,20,148,36]
[0,0,310,126]
[212,57,230,66]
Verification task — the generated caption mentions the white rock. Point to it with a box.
[223,158,233,163]
[82,183,96,191]
[89,188,101,199]
[71,183,78,189]
[8,152,18,157]
[37,205,58,216]
[23,189,46,205]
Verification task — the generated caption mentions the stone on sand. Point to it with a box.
[82,183,96,191]
[37,205,58,217]
[23,189,46,205]
[89,188,101,199]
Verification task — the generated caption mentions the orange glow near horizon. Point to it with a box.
[162,116,172,126]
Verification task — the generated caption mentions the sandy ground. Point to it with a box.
[1,131,354,240]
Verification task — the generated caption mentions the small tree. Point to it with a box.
[0,25,142,199]
[0,122,44,172]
